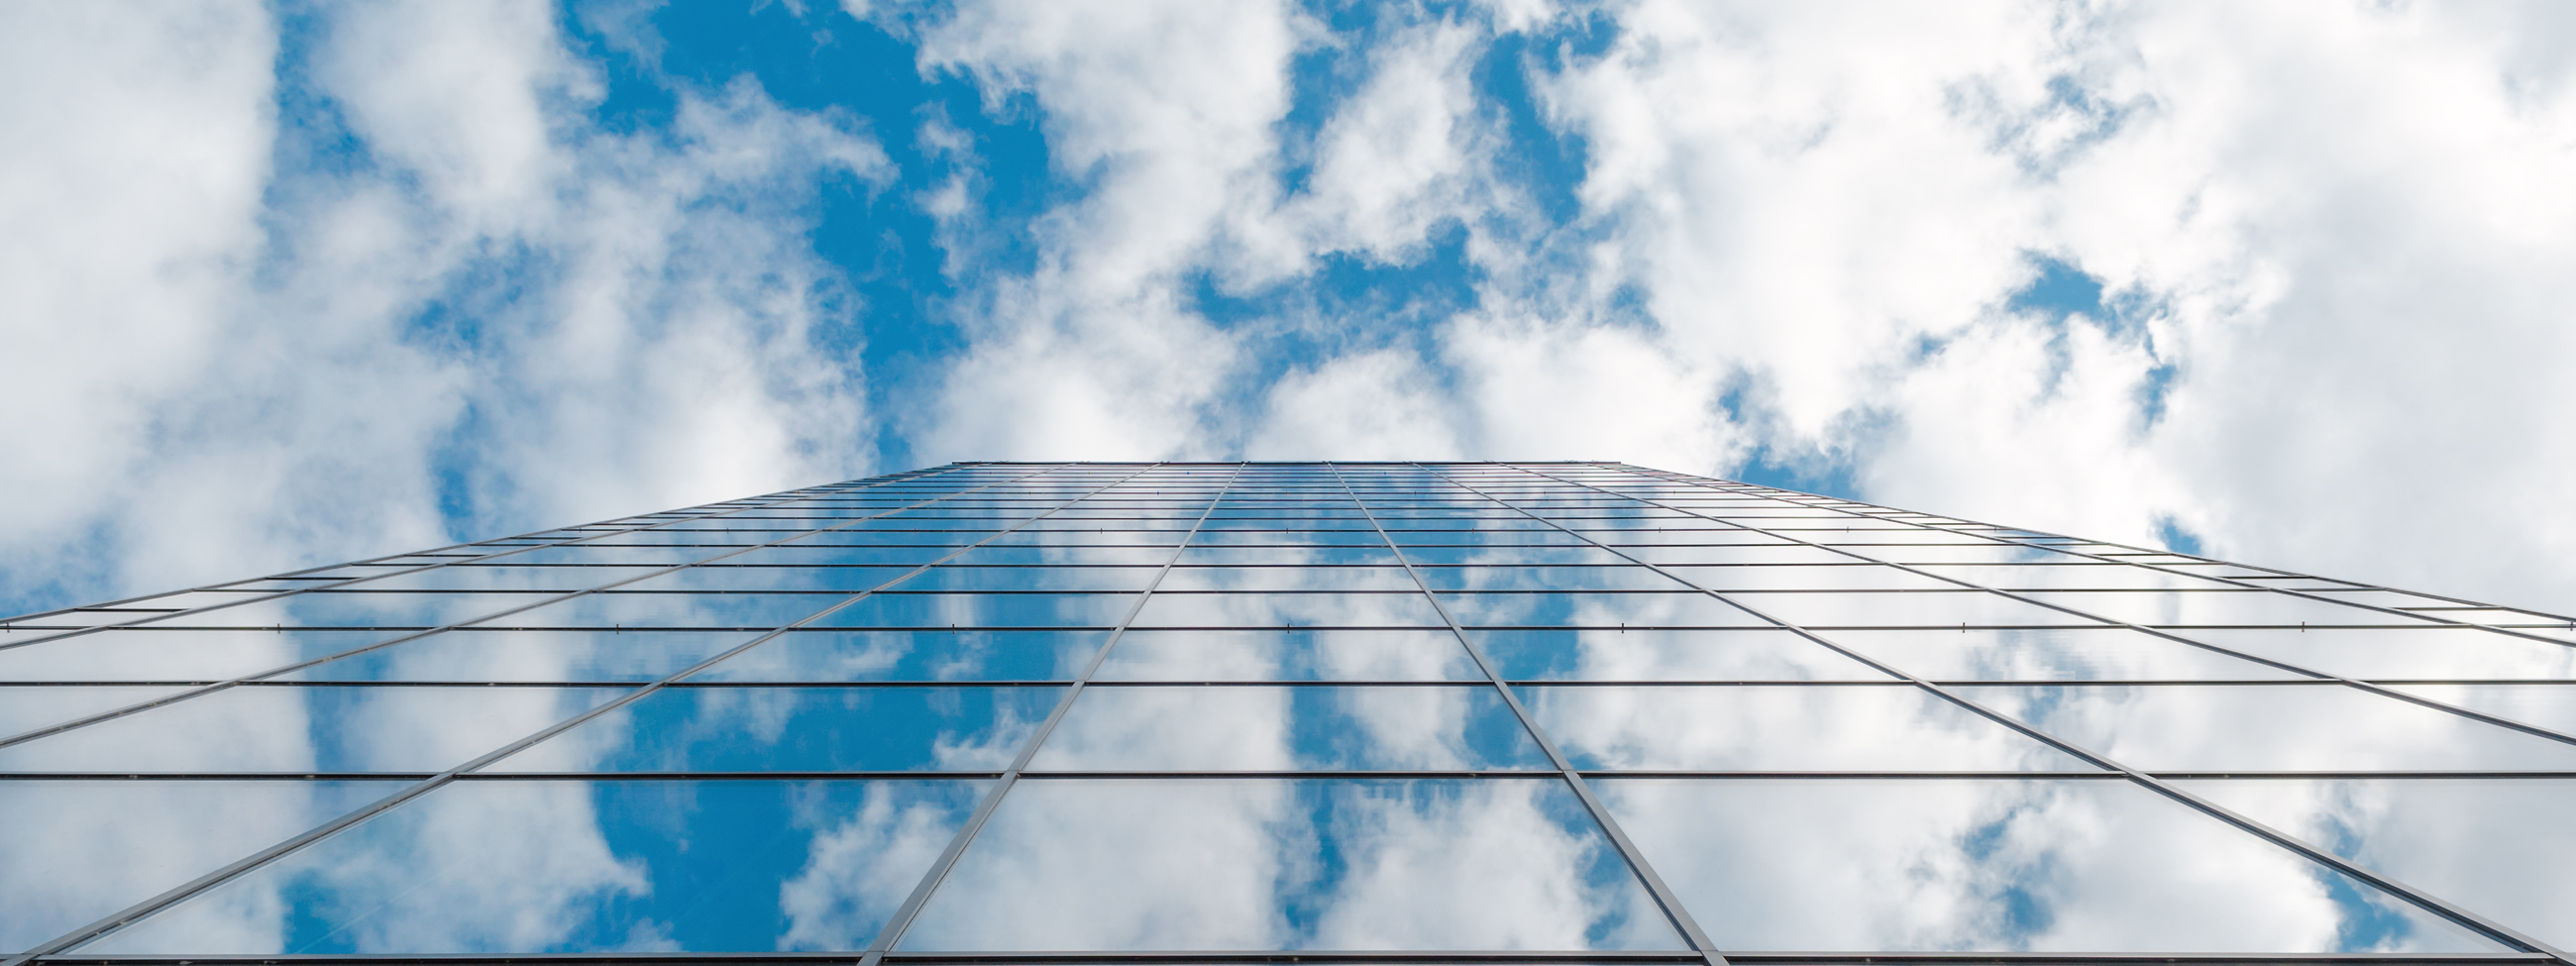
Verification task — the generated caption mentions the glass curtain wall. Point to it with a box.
[4,462,2575,963]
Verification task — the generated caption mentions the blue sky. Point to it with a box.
[5,0,2576,618]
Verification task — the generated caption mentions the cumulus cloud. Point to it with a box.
[880,0,2576,615]
[0,0,882,613]
[9,0,2576,620]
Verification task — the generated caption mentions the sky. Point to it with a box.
[3,0,2575,618]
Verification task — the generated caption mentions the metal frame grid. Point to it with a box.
[4,462,2574,964]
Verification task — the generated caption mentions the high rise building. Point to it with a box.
[3,462,2574,962]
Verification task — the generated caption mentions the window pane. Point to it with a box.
[2387,683,2576,735]
[1158,567,1421,591]
[281,630,758,682]
[2185,777,2576,950]
[486,592,854,630]
[0,630,394,682]
[1094,630,1479,681]
[1955,684,2576,771]
[1129,592,1446,628]
[618,566,920,592]
[1816,627,2308,681]
[1415,566,1689,590]
[1725,590,2096,628]
[902,778,1682,950]
[488,686,1060,773]
[0,779,402,953]
[0,686,627,773]
[1663,564,1953,590]
[2174,627,2576,680]
[1521,685,2093,772]
[1598,778,2492,952]
[1476,629,1893,682]
[688,630,1099,682]
[80,779,986,953]
[1398,546,1630,565]
[1027,686,1546,771]
[1438,592,1765,628]
[355,566,662,592]
[815,592,1140,629]
[0,685,193,737]
[883,567,1163,591]
[2017,590,2436,627]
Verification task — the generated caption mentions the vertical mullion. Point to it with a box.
[1326,463,1731,966]
[857,463,1245,964]
[7,463,1164,966]
[1482,463,2568,961]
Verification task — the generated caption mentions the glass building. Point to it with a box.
[4,461,2575,963]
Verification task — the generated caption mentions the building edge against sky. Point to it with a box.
[2,462,2575,960]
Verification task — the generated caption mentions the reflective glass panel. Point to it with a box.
[279,630,757,682]
[688,629,1097,682]
[483,591,855,629]
[2016,590,2435,627]
[1415,567,1689,590]
[1093,629,1479,681]
[1158,567,1421,591]
[1613,545,1852,565]
[1438,591,1764,627]
[1915,563,2242,590]
[1598,778,2493,952]
[902,778,1683,950]
[354,566,661,591]
[0,685,192,737]
[1817,627,2308,681]
[461,546,727,566]
[0,629,393,682]
[956,546,1182,565]
[488,686,1059,773]
[1663,564,1954,590]
[0,686,627,773]
[1475,629,1894,681]
[617,566,921,592]
[134,591,554,629]
[1863,545,2087,565]
[1727,590,2097,627]
[1129,591,1446,628]
[1954,684,2576,771]
[1028,685,1547,771]
[1521,685,2093,772]
[884,567,1163,591]
[2384,683,2576,736]
[726,546,956,566]
[0,779,402,953]
[2174,627,2576,680]
[81,779,986,953]
[2183,777,2576,949]
[815,592,1139,628]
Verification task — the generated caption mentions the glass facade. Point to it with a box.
[4,461,2574,963]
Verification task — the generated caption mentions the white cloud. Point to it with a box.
[11,0,2576,622]
[890,0,1305,463]
[0,0,284,601]
[0,0,885,610]
[1247,349,1464,460]
[905,0,2576,615]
